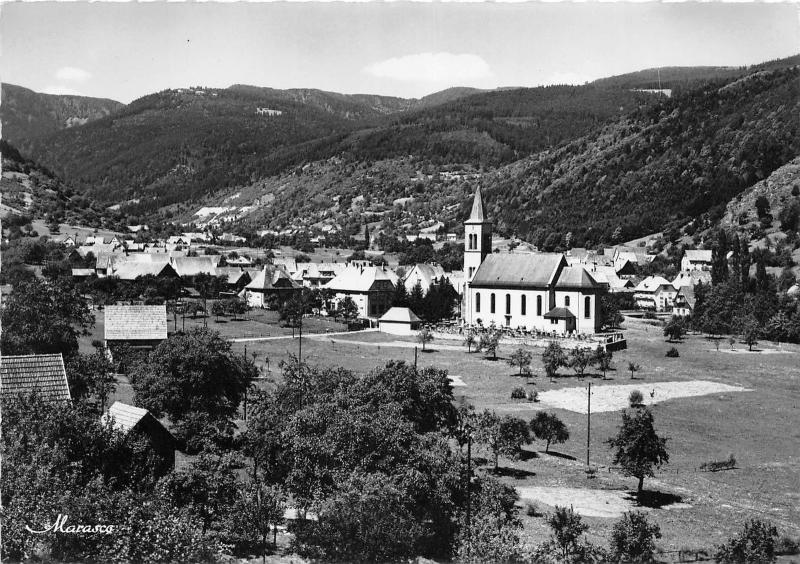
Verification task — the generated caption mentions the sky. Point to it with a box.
[1,2,798,104]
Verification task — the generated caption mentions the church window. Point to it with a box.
[536,295,542,316]
[475,293,481,312]
[505,294,511,315]
[585,296,591,318]
[521,295,526,315]
[490,293,495,313]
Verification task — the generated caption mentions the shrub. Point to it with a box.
[511,387,526,400]
[665,347,680,357]
[527,390,539,403]
[715,519,779,563]
[610,511,662,563]
[525,501,541,517]
[777,535,800,555]
[629,390,644,408]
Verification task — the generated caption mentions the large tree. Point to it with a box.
[475,411,531,471]
[606,407,669,496]
[530,412,569,453]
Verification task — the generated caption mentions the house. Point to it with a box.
[672,270,712,289]
[292,262,347,288]
[71,268,96,279]
[0,354,71,404]
[379,307,422,336]
[111,261,180,281]
[105,305,168,349]
[446,233,458,243]
[216,267,252,290]
[226,256,253,267]
[324,266,398,320]
[673,286,696,317]
[52,234,76,247]
[103,402,176,476]
[243,265,302,308]
[633,276,678,311]
[403,263,446,294]
[681,249,713,272]
[587,265,634,293]
[462,187,603,334]
[170,256,220,278]
[272,257,298,275]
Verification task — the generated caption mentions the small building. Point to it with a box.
[103,402,177,477]
[673,286,696,317]
[681,249,713,272]
[105,305,168,350]
[633,276,677,311]
[0,354,71,404]
[244,265,302,308]
[543,306,577,333]
[379,307,422,336]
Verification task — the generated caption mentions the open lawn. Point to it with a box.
[228,316,800,553]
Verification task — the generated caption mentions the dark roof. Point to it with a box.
[1,354,71,403]
[554,265,601,289]
[105,305,168,341]
[470,253,565,288]
[465,186,489,224]
[544,307,576,320]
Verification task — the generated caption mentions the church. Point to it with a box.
[463,187,604,335]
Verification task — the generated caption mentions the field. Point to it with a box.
[94,310,800,554]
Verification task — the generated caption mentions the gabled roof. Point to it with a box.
[554,265,601,289]
[103,401,175,443]
[112,262,179,281]
[170,256,220,277]
[272,257,298,274]
[675,286,697,309]
[379,307,422,324]
[683,249,713,262]
[324,266,398,293]
[634,276,674,292]
[404,263,446,287]
[105,305,168,341]
[672,270,712,288]
[544,307,576,320]
[246,265,301,291]
[470,253,566,289]
[465,186,489,224]
[1,354,71,403]
[216,266,251,285]
[292,262,347,281]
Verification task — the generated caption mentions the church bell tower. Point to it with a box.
[464,186,492,282]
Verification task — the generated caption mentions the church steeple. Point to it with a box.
[466,186,486,224]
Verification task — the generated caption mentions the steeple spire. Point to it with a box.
[467,186,486,223]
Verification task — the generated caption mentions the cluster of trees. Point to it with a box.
[541,342,614,380]
[394,278,459,323]
[692,230,800,343]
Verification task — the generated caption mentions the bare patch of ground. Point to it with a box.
[516,486,691,518]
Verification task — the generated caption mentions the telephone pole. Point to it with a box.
[586,381,592,467]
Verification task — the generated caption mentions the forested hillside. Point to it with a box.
[0,83,123,145]
[485,65,800,247]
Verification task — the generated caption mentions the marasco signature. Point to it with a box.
[25,514,116,535]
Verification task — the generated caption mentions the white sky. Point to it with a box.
[1,2,798,104]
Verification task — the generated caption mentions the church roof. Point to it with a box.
[554,265,601,289]
[465,187,488,224]
[470,253,566,288]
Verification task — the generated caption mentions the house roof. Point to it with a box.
[216,266,251,285]
[554,265,601,289]
[404,263,446,288]
[246,265,301,291]
[112,262,179,280]
[379,307,422,324]
[71,268,96,277]
[292,262,347,282]
[324,266,398,293]
[103,401,150,432]
[272,257,298,274]
[675,286,697,309]
[684,249,713,262]
[672,270,712,288]
[634,276,674,292]
[470,253,566,289]
[170,256,220,277]
[544,306,576,320]
[105,305,168,341]
[1,354,71,403]
[465,186,488,224]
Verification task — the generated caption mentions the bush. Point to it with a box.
[610,511,662,563]
[527,390,539,403]
[629,390,644,408]
[525,501,541,517]
[665,347,680,357]
[700,453,736,472]
[777,535,800,555]
[511,387,527,400]
[716,519,779,563]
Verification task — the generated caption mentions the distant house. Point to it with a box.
[216,266,253,290]
[379,307,422,336]
[0,354,71,404]
[292,262,347,288]
[111,261,180,281]
[105,305,168,350]
[787,283,799,296]
[587,265,634,293]
[681,249,713,272]
[256,107,283,116]
[52,234,76,247]
[633,276,677,311]
[244,265,302,308]
[103,402,176,476]
[403,263,446,294]
[446,233,458,243]
[71,268,96,280]
[672,270,712,289]
[673,286,696,317]
[170,256,220,278]
[324,266,398,320]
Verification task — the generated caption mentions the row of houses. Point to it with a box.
[632,270,712,314]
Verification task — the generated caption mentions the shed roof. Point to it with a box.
[544,307,576,320]
[170,256,220,278]
[1,354,71,403]
[104,401,150,432]
[379,307,422,324]
[105,305,168,341]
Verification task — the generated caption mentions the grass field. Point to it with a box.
[91,309,800,554]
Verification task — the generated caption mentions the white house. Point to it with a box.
[681,249,713,272]
[403,263,446,294]
[323,266,398,320]
[672,270,712,289]
[462,187,603,334]
[633,276,678,311]
[379,307,422,336]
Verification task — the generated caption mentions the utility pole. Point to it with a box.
[466,429,473,545]
[586,381,592,467]
[414,346,418,370]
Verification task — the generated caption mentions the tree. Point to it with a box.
[606,407,669,496]
[507,347,533,376]
[65,350,117,413]
[231,481,286,553]
[741,321,759,351]
[594,346,613,380]
[417,326,434,351]
[130,328,256,427]
[547,506,590,562]
[338,296,359,322]
[609,511,662,563]
[464,330,477,353]
[530,412,569,453]
[628,362,641,380]
[1,278,94,356]
[456,477,523,563]
[475,411,531,471]
[715,519,779,564]
[477,330,501,360]
[629,390,644,408]
[542,341,567,380]
[663,316,685,342]
[569,347,592,377]
[712,230,730,285]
